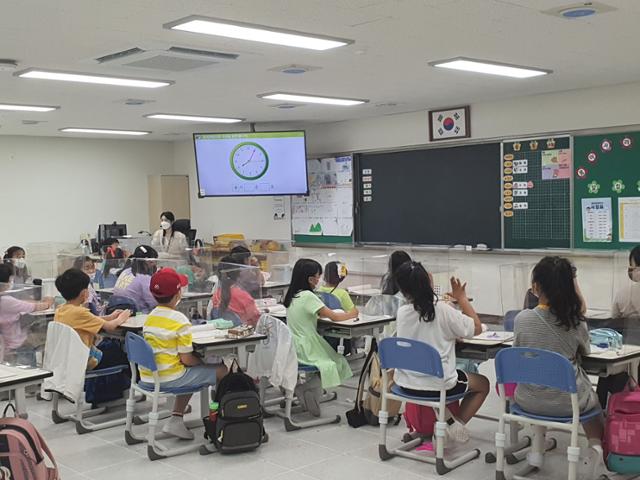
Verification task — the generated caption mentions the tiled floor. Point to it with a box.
[17,360,602,480]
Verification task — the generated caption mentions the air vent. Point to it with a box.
[94,46,238,72]
[95,48,145,64]
[167,47,238,61]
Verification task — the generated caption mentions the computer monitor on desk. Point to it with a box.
[98,223,127,244]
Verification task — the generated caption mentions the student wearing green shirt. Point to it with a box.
[283,259,357,416]
[317,261,359,316]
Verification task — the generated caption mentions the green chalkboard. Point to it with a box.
[502,136,572,249]
[574,132,640,249]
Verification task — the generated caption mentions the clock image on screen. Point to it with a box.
[229,142,269,180]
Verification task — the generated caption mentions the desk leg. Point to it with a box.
[14,387,28,419]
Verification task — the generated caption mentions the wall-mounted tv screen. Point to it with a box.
[194,131,309,197]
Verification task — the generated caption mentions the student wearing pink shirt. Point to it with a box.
[211,257,261,326]
[0,264,54,362]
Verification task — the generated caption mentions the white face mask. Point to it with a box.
[160,221,171,231]
[88,272,96,281]
[13,258,26,269]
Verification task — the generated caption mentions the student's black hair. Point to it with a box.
[394,261,436,322]
[153,294,176,305]
[283,259,323,308]
[230,245,252,265]
[531,256,584,330]
[323,261,345,292]
[630,246,640,266]
[3,246,25,260]
[217,256,243,314]
[55,268,91,301]
[127,245,158,276]
[72,256,93,271]
[381,250,412,295]
[160,211,176,239]
[0,263,14,283]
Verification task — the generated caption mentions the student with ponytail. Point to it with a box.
[317,261,358,316]
[393,261,489,443]
[514,256,607,476]
[211,256,261,326]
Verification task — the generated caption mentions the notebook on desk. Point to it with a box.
[471,331,514,344]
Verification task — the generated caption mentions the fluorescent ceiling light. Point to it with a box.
[16,69,173,88]
[145,113,243,123]
[429,57,551,79]
[0,103,59,112]
[164,15,352,51]
[258,92,368,106]
[60,128,150,136]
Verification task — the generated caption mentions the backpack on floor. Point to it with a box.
[404,401,461,436]
[205,360,266,453]
[0,404,59,480]
[604,379,640,473]
[346,338,401,427]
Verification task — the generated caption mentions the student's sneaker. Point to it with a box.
[446,422,470,443]
[162,416,194,440]
[578,445,612,480]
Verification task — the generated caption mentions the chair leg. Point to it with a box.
[378,409,393,460]
[125,390,145,445]
[566,445,580,480]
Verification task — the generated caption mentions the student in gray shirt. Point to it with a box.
[514,257,605,472]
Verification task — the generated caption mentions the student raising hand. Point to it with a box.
[447,276,482,335]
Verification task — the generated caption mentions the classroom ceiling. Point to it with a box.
[1,0,640,140]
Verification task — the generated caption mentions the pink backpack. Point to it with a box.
[603,382,640,473]
[404,401,460,436]
[0,406,59,480]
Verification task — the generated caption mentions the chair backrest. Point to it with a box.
[503,310,521,332]
[378,337,444,378]
[495,347,577,393]
[317,291,342,310]
[124,332,157,372]
[172,219,191,236]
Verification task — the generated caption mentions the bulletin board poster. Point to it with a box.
[502,136,572,249]
[291,156,353,244]
[574,132,640,249]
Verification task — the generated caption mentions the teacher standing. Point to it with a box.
[151,211,188,258]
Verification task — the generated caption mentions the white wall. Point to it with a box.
[0,135,174,250]
[304,80,640,154]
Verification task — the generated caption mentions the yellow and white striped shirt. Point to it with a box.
[140,306,192,383]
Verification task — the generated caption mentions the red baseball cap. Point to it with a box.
[150,268,188,298]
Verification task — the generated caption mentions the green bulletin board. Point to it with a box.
[574,132,640,249]
[502,136,572,249]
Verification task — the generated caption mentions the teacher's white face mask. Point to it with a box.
[160,221,171,231]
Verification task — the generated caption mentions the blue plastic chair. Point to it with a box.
[494,347,601,480]
[377,337,480,475]
[123,333,210,460]
[503,310,521,332]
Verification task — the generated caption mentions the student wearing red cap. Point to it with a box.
[140,268,221,440]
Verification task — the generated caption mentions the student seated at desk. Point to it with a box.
[211,257,261,326]
[393,261,489,443]
[514,256,607,475]
[0,264,54,363]
[597,245,640,409]
[229,245,265,296]
[284,259,357,415]
[101,238,125,288]
[612,245,640,321]
[318,261,358,316]
[73,256,104,315]
[55,268,131,370]
[380,250,412,295]
[142,268,225,440]
[3,246,31,284]
[112,246,158,314]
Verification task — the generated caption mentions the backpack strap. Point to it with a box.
[34,428,59,478]
[353,338,378,412]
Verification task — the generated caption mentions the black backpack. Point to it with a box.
[204,361,267,453]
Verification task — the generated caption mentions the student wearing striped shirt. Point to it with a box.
[141,268,223,440]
